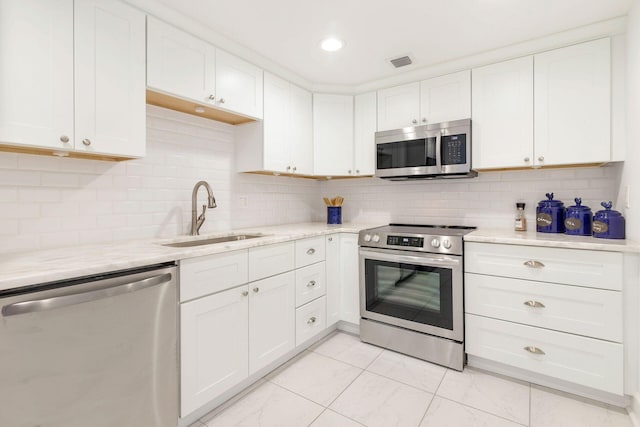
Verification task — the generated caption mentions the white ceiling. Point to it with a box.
[153,0,631,86]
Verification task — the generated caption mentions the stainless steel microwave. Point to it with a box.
[375,118,475,180]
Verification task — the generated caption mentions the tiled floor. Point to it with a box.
[192,331,632,427]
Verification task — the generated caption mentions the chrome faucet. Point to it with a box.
[191,181,217,235]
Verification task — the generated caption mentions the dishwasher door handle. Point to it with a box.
[1,273,173,317]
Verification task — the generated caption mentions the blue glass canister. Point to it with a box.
[536,193,566,233]
[564,198,592,236]
[592,201,625,239]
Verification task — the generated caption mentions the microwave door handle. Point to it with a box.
[435,132,442,173]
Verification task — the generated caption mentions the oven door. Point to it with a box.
[359,248,463,342]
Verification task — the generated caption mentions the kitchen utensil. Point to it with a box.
[564,198,592,236]
[593,201,625,239]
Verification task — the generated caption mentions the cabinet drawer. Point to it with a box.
[295,262,326,307]
[465,242,622,290]
[465,273,622,342]
[295,236,326,268]
[180,250,249,301]
[465,314,623,395]
[296,296,327,346]
[249,242,295,282]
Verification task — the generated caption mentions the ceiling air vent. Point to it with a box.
[390,55,412,68]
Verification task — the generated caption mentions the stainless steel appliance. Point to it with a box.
[375,118,476,180]
[0,263,178,427]
[359,224,475,370]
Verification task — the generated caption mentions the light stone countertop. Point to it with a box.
[464,228,640,253]
[0,222,380,292]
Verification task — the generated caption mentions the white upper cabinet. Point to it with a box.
[377,71,471,132]
[75,0,146,158]
[377,82,420,131]
[0,0,74,151]
[420,70,471,125]
[353,91,377,176]
[236,72,313,175]
[472,56,534,169]
[146,16,215,104]
[534,38,611,166]
[313,94,354,176]
[215,49,263,119]
[146,18,263,120]
[0,0,145,158]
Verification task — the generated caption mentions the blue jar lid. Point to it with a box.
[594,201,623,218]
[567,197,591,212]
[538,192,564,208]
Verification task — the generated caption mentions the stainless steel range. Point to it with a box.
[358,224,476,371]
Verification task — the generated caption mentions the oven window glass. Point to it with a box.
[377,138,437,169]
[364,259,453,329]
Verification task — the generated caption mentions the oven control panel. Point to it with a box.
[387,235,424,248]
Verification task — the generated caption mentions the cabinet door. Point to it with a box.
[263,72,292,173]
[215,49,263,119]
[325,235,341,327]
[354,92,377,176]
[420,70,471,124]
[0,0,74,150]
[181,285,249,417]
[339,234,360,324]
[534,39,611,166]
[313,94,354,176]
[377,82,420,131]
[75,0,146,157]
[146,17,216,105]
[472,56,534,169]
[289,84,313,175]
[249,272,295,374]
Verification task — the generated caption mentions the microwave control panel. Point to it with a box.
[441,134,467,165]
[387,235,424,248]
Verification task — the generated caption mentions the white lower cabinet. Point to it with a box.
[325,234,341,327]
[296,296,327,345]
[465,242,624,396]
[325,233,360,326]
[180,285,249,416]
[249,272,296,374]
[295,262,326,307]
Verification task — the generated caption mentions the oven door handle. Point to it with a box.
[359,248,461,268]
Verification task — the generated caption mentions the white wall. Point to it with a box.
[321,166,622,229]
[0,106,319,254]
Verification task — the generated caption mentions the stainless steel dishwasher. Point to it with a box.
[0,263,178,427]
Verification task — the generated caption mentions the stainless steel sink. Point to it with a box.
[161,234,266,248]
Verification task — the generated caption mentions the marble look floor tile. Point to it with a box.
[199,379,266,424]
[310,332,383,369]
[188,421,206,427]
[366,349,447,393]
[268,350,362,406]
[310,409,365,427]
[420,396,526,427]
[530,386,632,427]
[204,381,323,427]
[436,368,530,425]
[330,371,433,427]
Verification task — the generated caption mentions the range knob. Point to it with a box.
[372,234,380,243]
[363,234,372,242]
[431,238,441,248]
[442,239,452,249]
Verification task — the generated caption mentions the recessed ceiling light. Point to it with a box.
[320,38,344,52]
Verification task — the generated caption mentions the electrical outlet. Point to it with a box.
[625,185,631,209]
[239,196,248,208]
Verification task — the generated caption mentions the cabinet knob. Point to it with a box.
[219,98,225,104]
[60,135,70,143]
[328,237,333,242]
[208,94,215,101]
[242,290,248,297]
[292,166,297,172]
[523,300,545,308]
[523,345,545,355]
[422,118,427,123]
[82,138,91,146]
[523,260,545,268]
[253,287,259,293]
[538,156,544,162]
[524,157,530,162]
[307,316,317,325]
[306,248,316,255]
[412,119,418,124]
[356,169,360,174]
[307,280,316,288]
[348,170,352,174]
[286,166,291,171]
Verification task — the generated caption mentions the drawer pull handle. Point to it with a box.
[524,346,545,355]
[307,280,316,288]
[523,260,545,268]
[523,300,545,308]
[306,248,316,255]
[307,316,317,325]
